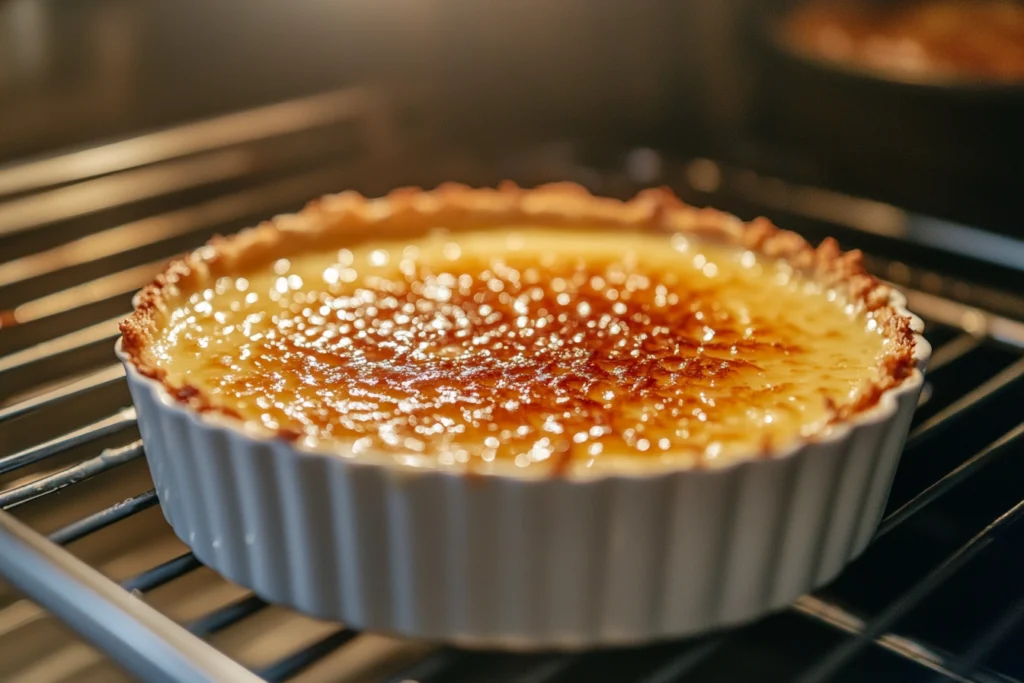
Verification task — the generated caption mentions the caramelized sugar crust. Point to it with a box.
[121,184,918,472]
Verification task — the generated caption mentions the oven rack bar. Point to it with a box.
[0,88,381,199]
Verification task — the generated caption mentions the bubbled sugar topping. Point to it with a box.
[150,228,888,472]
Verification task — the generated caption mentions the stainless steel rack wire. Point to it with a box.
[1,88,1023,683]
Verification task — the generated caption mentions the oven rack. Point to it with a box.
[1,89,1023,683]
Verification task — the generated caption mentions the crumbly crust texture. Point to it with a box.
[120,182,919,454]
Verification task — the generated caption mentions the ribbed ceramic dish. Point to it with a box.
[117,291,928,649]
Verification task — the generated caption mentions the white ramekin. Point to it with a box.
[116,292,928,650]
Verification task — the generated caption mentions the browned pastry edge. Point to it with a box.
[120,182,919,454]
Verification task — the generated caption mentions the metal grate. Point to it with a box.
[1,92,1023,683]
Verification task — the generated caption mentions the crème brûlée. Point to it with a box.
[120,185,917,474]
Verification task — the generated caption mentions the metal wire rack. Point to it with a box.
[1,88,1023,683]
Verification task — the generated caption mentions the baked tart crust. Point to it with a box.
[119,182,919,473]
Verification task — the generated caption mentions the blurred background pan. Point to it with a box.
[749,0,1024,234]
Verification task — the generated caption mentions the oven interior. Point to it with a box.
[1,89,1023,683]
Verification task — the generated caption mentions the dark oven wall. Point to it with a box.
[0,0,746,164]
[411,0,749,156]
[11,0,1017,234]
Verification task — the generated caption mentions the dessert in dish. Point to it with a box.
[782,0,1024,84]
[122,188,915,474]
[129,226,907,473]
[118,184,928,647]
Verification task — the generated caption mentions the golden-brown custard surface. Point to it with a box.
[783,0,1024,83]
[146,228,891,471]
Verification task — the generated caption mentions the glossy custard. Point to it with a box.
[149,228,889,471]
